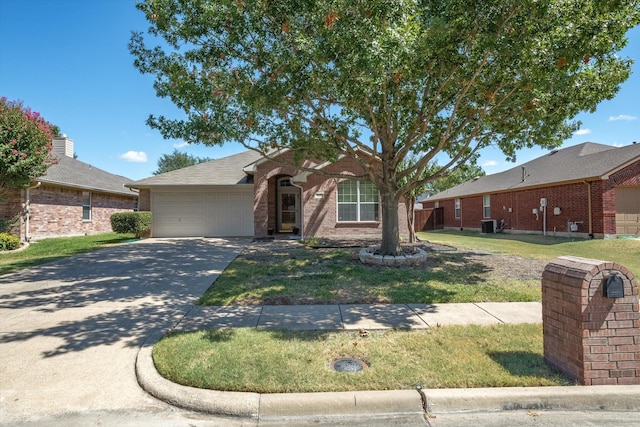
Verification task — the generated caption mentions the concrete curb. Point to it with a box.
[425,385,640,414]
[136,333,640,420]
[136,332,261,418]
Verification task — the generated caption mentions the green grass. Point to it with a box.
[197,238,545,305]
[198,231,640,306]
[153,324,573,393]
[198,249,540,305]
[0,232,137,276]
[419,230,640,273]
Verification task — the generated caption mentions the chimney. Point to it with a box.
[52,134,74,158]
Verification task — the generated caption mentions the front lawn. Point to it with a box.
[197,232,640,306]
[0,232,136,276]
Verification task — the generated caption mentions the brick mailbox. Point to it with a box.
[542,256,640,385]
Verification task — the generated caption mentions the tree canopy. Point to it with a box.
[426,162,486,197]
[130,0,640,254]
[0,97,58,195]
[153,148,211,174]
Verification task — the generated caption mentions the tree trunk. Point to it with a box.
[380,190,401,256]
[406,195,416,243]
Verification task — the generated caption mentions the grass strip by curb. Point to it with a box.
[153,324,573,393]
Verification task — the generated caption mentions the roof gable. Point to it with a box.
[427,142,640,201]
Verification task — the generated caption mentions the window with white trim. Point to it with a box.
[82,192,91,221]
[483,195,491,218]
[337,180,379,222]
[454,198,461,219]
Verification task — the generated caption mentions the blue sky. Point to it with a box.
[1,0,638,181]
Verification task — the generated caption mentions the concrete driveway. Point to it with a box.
[0,238,249,425]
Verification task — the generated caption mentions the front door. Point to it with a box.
[277,178,299,233]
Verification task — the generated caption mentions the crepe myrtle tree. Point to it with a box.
[0,97,59,196]
[130,0,640,255]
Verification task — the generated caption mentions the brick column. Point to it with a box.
[542,256,640,385]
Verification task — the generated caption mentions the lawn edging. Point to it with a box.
[136,330,261,418]
[136,329,640,420]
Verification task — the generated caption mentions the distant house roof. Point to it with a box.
[39,155,136,197]
[126,150,263,188]
[426,142,640,201]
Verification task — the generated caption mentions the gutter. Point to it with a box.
[24,181,41,242]
[289,178,305,240]
[584,180,594,238]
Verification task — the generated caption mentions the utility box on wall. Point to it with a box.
[542,256,640,385]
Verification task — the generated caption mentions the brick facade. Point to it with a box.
[542,256,640,385]
[424,159,640,238]
[138,189,151,211]
[2,184,137,241]
[253,153,410,239]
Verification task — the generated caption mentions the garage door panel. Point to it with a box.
[152,190,254,237]
[616,188,640,236]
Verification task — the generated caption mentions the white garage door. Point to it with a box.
[152,190,254,237]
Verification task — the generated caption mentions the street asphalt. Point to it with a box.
[1,237,639,426]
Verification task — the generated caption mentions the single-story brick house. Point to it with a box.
[421,142,640,239]
[1,135,138,241]
[126,149,410,239]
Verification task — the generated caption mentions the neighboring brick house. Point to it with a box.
[127,149,410,239]
[1,135,138,241]
[421,142,640,239]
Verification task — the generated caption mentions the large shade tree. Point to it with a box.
[130,0,640,255]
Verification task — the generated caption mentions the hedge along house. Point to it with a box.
[1,135,139,241]
[126,149,410,240]
[421,142,640,239]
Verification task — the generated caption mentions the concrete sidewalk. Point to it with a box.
[137,300,640,422]
[172,301,542,332]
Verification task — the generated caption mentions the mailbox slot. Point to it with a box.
[604,273,625,298]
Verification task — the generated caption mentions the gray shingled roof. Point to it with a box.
[126,150,263,188]
[39,155,137,197]
[427,142,640,201]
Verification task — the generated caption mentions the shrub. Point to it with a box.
[0,232,21,251]
[110,211,152,238]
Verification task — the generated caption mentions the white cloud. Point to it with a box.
[119,151,148,163]
[574,128,592,136]
[482,160,498,167]
[172,140,189,148]
[609,114,636,122]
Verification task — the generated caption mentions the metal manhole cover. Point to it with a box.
[331,357,366,373]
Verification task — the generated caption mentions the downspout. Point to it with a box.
[289,180,304,240]
[584,180,593,238]
[24,181,41,242]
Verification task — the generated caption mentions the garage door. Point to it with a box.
[152,190,254,237]
[616,187,640,236]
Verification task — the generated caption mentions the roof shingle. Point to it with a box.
[126,150,263,188]
[426,142,640,201]
[39,156,136,196]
